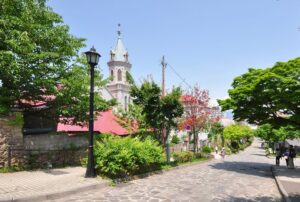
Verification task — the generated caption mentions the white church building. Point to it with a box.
[100,28,132,111]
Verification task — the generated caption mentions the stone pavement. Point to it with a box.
[271,162,300,202]
[0,167,108,202]
[48,138,282,202]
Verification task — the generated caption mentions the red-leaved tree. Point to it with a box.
[179,84,211,152]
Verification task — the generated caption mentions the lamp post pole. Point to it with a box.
[85,46,100,178]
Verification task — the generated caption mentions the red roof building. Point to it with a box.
[57,110,129,136]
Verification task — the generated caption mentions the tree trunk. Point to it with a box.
[187,132,191,151]
[221,132,225,147]
[193,126,197,153]
[166,127,170,163]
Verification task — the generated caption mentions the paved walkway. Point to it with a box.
[48,139,282,202]
[0,167,108,202]
[2,139,299,202]
[271,162,300,202]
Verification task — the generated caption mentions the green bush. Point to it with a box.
[194,152,203,159]
[202,145,212,153]
[224,147,232,155]
[7,112,24,127]
[0,167,23,173]
[93,136,164,178]
[172,151,194,163]
[229,141,240,153]
[171,135,180,145]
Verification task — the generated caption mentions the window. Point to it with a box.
[118,69,122,81]
[110,51,114,61]
[110,70,113,79]
[124,53,128,62]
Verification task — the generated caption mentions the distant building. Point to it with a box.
[209,106,224,121]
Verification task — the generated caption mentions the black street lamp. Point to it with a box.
[85,46,101,178]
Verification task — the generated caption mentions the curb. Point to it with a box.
[271,166,291,202]
[0,181,109,202]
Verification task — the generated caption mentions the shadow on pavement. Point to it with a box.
[252,153,268,157]
[43,170,69,175]
[210,161,273,178]
[221,195,282,202]
[289,194,300,202]
[274,166,300,178]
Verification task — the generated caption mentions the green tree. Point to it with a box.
[223,124,253,148]
[117,103,149,137]
[0,0,113,123]
[130,81,162,135]
[57,54,115,124]
[161,87,184,137]
[218,58,300,130]
[255,124,300,149]
[209,122,224,147]
[130,81,184,147]
[0,0,84,113]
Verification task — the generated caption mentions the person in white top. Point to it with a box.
[221,147,225,159]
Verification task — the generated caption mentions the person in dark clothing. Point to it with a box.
[288,145,296,169]
[275,148,281,166]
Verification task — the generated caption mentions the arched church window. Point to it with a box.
[125,96,128,111]
[110,51,115,61]
[118,69,122,81]
[124,53,128,62]
[111,70,114,79]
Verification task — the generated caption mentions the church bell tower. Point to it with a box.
[106,25,131,111]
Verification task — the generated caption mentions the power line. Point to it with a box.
[166,62,193,89]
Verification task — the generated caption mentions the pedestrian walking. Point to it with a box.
[288,145,296,169]
[215,145,218,154]
[221,147,225,160]
[275,148,281,166]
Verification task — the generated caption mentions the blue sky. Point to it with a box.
[48,0,300,103]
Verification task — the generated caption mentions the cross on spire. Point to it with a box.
[117,24,121,38]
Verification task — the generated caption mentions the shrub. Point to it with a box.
[7,112,24,127]
[172,151,194,163]
[93,136,164,178]
[202,145,212,153]
[229,141,240,153]
[224,147,232,155]
[171,135,180,145]
[194,152,203,159]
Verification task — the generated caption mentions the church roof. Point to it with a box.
[111,29,128,62]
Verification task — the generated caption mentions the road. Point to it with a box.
[49,139,282,202]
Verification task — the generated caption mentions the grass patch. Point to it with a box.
[7,112,24,127]
[0,167,24,173]
[161,157,210,170]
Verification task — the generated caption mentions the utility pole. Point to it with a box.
[161,56,170,163]
[161,56,166,97]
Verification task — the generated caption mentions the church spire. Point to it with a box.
[110,24,128,62]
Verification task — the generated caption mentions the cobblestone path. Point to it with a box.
[50,139,282,202]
